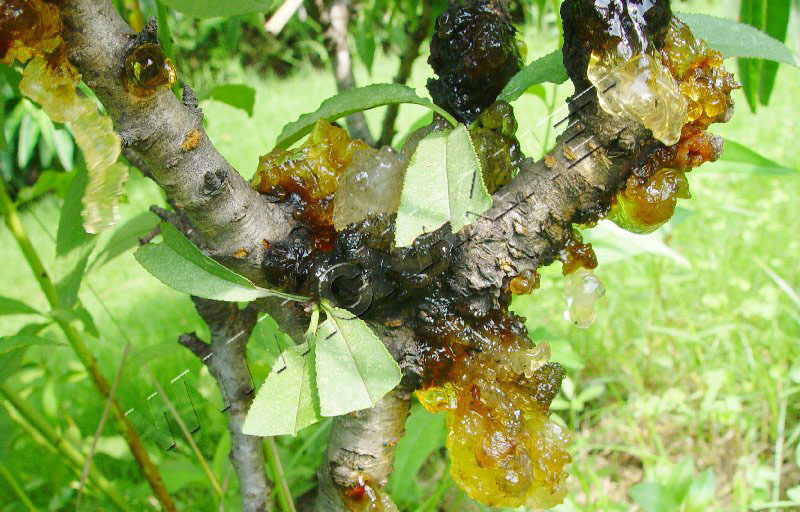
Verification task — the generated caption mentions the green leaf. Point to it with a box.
[53,306,100,338]
[55,166,97,308]
[629,482,679,512]
[394,125,492,247]
[497,49,568,102]
[315,305,402,417]
[17,112,40,169]
[14,170,73,205]
[0,325,51,381]
[209,84,256,117]
[89,211,160,271]
[0,63,21,96]
[355,13,376,74]
[583,220,690,267]
[242,342,321,436]
[134,223,307,302]
[275,84,458,149]
[388,405,446,506]
[52,128,74,171]
[158,0,273,18]
[0,333,65,355]
[758,0,791,105]
[678,12,800,67]
[35,111,55,168]
[737,0,761,112]
[0,296,40,317]
[717,140,796,175]
[686,468,715,508]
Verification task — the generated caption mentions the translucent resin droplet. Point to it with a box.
[333,146,408,231]
[508,269,540,295]
[609,168,690,234]
[124,43,177,96]
[588,52,687,146]
[563,268,605,328]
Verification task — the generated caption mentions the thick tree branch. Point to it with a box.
[448,100,661,316]
[181,299,272,512]
[314,0,375,144]
[377,0,432,147]
[314,389,410,511]
[60,0,295,281]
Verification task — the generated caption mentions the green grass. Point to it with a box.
[1,3,799,511]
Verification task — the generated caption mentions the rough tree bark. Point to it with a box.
[59,0,730,510]
[178,300,271,512]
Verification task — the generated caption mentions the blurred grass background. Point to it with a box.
[1,0,799,510]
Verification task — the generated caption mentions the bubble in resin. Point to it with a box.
[588,52,688,146]
[563,268,605,329]
[333,146,408,231]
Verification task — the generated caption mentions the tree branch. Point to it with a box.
[314,0,375,144]
[181,298,273,512]
[377,0,432,147]
[60,0,295,282]
[448,100,662,315]
[314,389,410,511]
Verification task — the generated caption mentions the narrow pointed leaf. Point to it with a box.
[209,84,256,117]
[395,125,492,247]
[0,334,65,355]
[498,49,568,103]
[678,12,800,67]
[134,223,307,302]
[0,296,40,317]
[717,140,796,174]
[55,166,96,308]
[276,84,457,149]
[242,343,321,436]
[89,211,160,271]
[315,306,401,417]
[758,0,791,105]
[388,405,446,505]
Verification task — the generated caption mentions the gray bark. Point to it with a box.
[314,389,410,511]
[61,0,295,282]
[179,300,271,512]
[317,0,375,144]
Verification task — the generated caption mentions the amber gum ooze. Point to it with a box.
[599,16,738,234]
[415,311,571,508]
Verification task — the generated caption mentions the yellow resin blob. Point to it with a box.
[593,17,738,235]
[2,0,130,233]
[415,312,570,508]
[588,52,688,146]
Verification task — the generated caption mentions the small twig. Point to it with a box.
[178,332,212,360]
[138,224,161,245]
[146,365,225,497]
[76,343,131,511]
